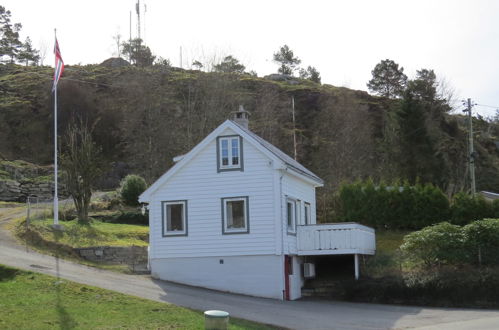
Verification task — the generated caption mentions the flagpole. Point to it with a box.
[53,28,59,226]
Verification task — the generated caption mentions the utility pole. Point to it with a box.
[464,98,476,196]
[291,96,297,160]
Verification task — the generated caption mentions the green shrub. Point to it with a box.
[107,211,149,225]
[338,268,499,308]
[400,222,465,267]
[337,180,449,229]
[450,192,493,225]
[120,175,147,206]
[463,219,499,266]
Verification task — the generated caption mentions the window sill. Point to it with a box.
[223,229,249,235]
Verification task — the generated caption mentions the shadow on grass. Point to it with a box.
[0,265,20,282]
[54,235,77,329]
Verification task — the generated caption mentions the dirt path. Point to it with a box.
[1,206,499,330]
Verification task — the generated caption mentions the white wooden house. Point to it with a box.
[139,107,375,300]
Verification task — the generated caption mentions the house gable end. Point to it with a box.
[139,120,284,202]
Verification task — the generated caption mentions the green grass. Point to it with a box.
[363,230,411,278]
[0,264,278,330]
[0,201,23,208]
[20,218,149,248]
[375,230,410,254]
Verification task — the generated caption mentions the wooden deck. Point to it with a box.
[297,223,375,256]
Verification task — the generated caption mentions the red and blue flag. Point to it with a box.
[52,38,64,91]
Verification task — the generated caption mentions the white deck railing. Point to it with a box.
[297,223,375,256]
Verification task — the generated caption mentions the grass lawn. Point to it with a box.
[0,264,277,330]
[375,230,409,254]
[17,218,149,248]
[363,230,411,277]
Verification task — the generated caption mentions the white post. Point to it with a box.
[53,69,59,225]
[354,254,359,280]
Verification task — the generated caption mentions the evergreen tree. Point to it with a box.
[397,86,444,184]
[273,45,301,75]
[367,59,407,98]
[0,6,22,64]
[121,38,155,67]
[213,55,245,73]
[18,37,39,66]
[299,66,321,83]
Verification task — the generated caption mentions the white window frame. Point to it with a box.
[286,198,297,235]
[222,196,249,234]
[304,202,311,225]
[217,135,243,171]
[162,200,187,237]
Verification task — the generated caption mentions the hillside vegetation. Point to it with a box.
[1,63,498,207]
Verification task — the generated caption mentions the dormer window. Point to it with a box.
[217,135,243,172]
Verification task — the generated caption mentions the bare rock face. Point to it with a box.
[100,57,131,68]
[0,180,21,201]
[0,160,67,202]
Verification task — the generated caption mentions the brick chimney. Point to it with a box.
[232,105,250,129]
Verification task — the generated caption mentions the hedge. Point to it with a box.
[336,180,499,229]
[338,180,449,229]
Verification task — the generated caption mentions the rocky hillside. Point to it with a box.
[0,63,498,197]
[0,160,66,202]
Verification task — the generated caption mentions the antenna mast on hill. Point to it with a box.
[136,0,141,40]
[143,3,147,43]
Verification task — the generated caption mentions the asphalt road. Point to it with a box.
[1,206,499,330]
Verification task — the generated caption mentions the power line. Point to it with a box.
[475,103,499,110]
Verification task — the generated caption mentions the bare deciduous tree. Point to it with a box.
[61,120,103,223]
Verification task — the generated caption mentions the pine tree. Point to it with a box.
[273,45,301,76]
[18,37,40,66]
[0,6,22,64]
[367,59,407,98]
[213,55,245,73]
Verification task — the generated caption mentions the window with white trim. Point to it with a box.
[287,199,296,234]
[162,200,187,236]
[222,197,249,234]
[217,135,243,171]
[304,202,311,225]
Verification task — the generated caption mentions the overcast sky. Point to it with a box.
[4,0,499,117]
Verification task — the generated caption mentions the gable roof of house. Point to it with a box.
[139,120,323,202]
[233,122,322,183]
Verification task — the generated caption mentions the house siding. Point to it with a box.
[149,127,277,259]
[281,172,317,255]
[151,255,284,300]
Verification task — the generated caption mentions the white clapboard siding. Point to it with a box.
[281,173,317,255]
[296,223,376,255]
[149,127,277,259]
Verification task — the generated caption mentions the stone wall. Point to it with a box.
[0,179,67,202]
[74,246,148,271]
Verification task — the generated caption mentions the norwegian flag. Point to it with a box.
[52,38,64,91]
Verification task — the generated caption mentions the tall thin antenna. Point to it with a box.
[136,0,141,40]
[143,3,147,43]
[180,46,182,68]
[129,11,132,62]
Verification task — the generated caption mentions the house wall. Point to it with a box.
[289,256,304,300]
[281,172,317,255]
[149,127,277,259]
[150,255,284,300]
